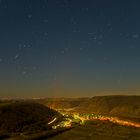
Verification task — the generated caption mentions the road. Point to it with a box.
[48,117,57,125]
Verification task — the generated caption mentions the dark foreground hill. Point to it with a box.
[75,95,140,119]
[0,101,61,133]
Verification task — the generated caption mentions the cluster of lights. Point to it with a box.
[73,113,140,128]
[51,109,140,130]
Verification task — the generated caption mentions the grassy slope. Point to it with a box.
[49,120,140,140]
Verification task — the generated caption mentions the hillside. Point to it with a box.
[0,101,61,133]
[75,95,140,119]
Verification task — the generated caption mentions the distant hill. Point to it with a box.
[0,101,61,133]
[75,95,140,119]
[37,98,89,109]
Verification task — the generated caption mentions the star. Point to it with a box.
[89,37,97,40]
[80,47,84,51]
[43,19,49,23]
[27,14,32,19]
[64,47,69,52]
[32,66,37,70]
[22,71,27,75]
[44,32,48,36]
[132,34,139,39]
[129,46,135,49]
[61,50,65,54]
[14,54,19,60]
[88,32,94,35]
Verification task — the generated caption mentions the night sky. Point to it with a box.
[0,0,140,98]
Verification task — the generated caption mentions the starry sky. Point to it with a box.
[0,0,140,98]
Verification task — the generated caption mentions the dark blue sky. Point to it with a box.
[0,0,140,98]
